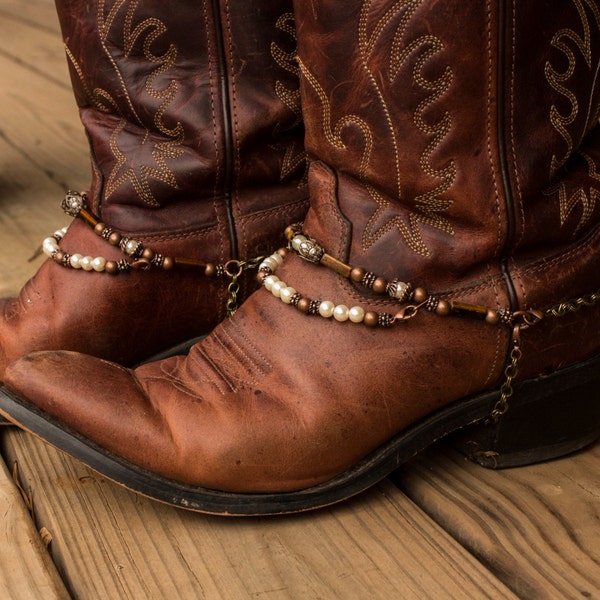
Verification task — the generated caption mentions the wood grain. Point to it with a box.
[395,442,600,599]
[0,457,70,599]
[0,7,88,296]
[1,429,516,599]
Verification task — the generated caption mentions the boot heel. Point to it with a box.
[453,353,600,468]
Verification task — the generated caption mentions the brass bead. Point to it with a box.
[284,225,296,240]
[205,263,217,277]
[108,232,122,246]
[94,222,106,236]
[54,251,65,263]
[105,261,119,274]
[485,309,500,325]
[364,311,379,327]
[413,287,428,303]
[256,271,266,284]
[373,277,388,294]
[297,297,311,313]
[350,267,366,283]
[277,247,288,258]
[142,248,156,261]
[162,256,175,270]
[435,300,451,316]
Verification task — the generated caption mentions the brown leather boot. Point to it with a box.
[0,0,308,378]
[2,0,600,515]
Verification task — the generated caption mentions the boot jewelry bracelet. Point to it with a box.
[37,191,265,315]
[257,224,600,422]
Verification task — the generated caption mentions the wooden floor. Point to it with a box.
[1,2,599,598]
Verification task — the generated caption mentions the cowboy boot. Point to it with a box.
[3,0,600,515]
[0,0,308,378]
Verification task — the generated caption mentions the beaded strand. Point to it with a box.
[255,227,517,328]
[42,191,225,277]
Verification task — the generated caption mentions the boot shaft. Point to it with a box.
[294,0,600,297]
[56,0,307,255]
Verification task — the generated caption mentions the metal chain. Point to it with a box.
[488,288,600,423]
[545,289,600,317]
[487,326,522,423]
[224,256,266,317]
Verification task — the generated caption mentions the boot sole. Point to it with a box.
[0,352,598,516]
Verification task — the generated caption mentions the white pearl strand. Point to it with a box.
[42,226,108,272]
[259,251,367,323]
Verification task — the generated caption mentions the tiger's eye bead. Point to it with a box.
[297,297,311,313]
[105,261,119,274]
[350,267,366,282]
[142,248,156,261]
[94,222,106,236]
[364,311,379,327]
[435,300,451,316]
[205,263,217,277]
[485,309,500,325]
[162,256,175,270]
[284,225,296,240]
[373,277,388,294]
[108,232,122,246]
[413,287,428,303]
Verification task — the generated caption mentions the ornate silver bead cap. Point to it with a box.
[62,191,87,217]
[291,234,325,264]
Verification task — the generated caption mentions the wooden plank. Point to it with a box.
[1,429,517,600]
[0,455,70,599]
[0,16,89,296]
[395,442,600,599]
[0,0,61,33]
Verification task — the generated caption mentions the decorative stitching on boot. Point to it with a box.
[546,0,600,179]
[544,149,599,235]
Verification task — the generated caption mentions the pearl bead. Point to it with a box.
[271,280,287,298]
[264,275,279,291]
[280,287,296,304]
[333,304,349,322]
[125,240,139,255]
[349,306,365,323]
[91,257,106,272]
[272,252,284,265]
[390,281,408,300]
[69,253,83,269]
[260,257,278,272]
[319,300,335,318]
[291,235,307,251]
[43,237,58,257]
[80,256,94,271]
